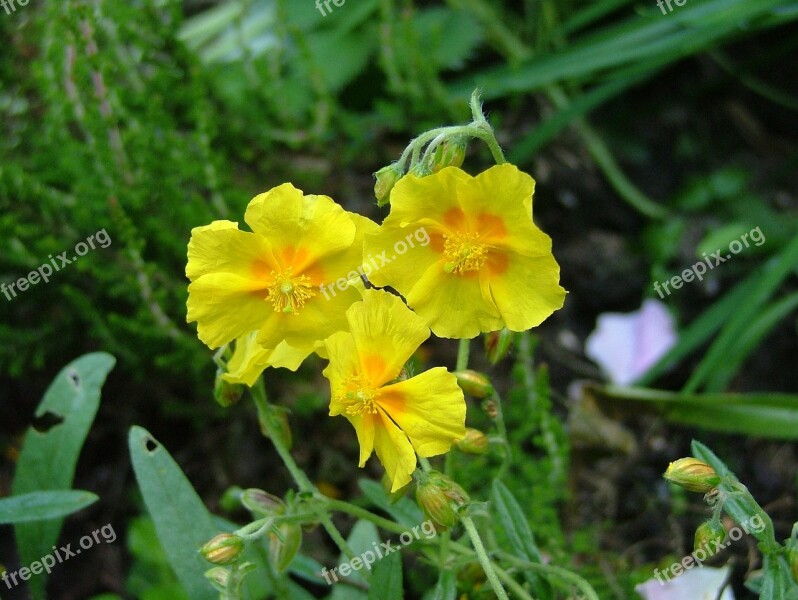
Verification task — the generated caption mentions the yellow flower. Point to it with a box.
[363,164,566,338]
[323,290,466,492]
[221,332,309,387]
[186,183,376,351]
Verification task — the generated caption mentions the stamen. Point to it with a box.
[266,268,314,314]
[336,375,380,416]
[442,231,488,274]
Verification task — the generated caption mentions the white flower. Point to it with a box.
[585,299,676,385]
[635,565,735,600]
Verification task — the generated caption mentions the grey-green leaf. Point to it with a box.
[129,426,217,600]
[367,548,402,600]
[0,490,98,524]
[12,352,115,600]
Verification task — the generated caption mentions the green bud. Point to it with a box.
[484,328,516,365]
[205,566,230,590]
[663,458,721,493]
[454,370,494,399]
[269,523,302,572]
[200,533,245,566]
[455,428,490,455]
[429,137,467,172]
[787,545,798,584]
[219,486,244,513]
[694,520,726,552]
[374,164,403,207]
[241,488,286,517]
[415,470,470,529]
[258,404,293,450]
[214,369,244,407]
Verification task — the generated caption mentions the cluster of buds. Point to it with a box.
[373,136,469,207]
[415,470,470,529]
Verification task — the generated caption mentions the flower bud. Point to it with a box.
[429,137,467,172]
[787,545,798,583]
[219,486,244,513]
[694,520,726,552]
[663,458,721,493]
[415,470,470,529]
[258,404,293,450]
[374,164,403,207]
[205,566,230,590]
[269,523,302,572]
[214,369,244,407]
[484,329,516,365]
[200,533,245,566]
[242,488,286,517]
[454,370,494,399]
[455,428,489,455]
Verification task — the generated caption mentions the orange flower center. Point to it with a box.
[337,375,380,416]
[442,231,488,274]
[266,268,314,314]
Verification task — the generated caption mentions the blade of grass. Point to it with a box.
[684,233,798,392]
[703,291,798,391]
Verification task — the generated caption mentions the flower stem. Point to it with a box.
[249,380,359,565]
[324,499,408,535]
[461,515,510,600]
[456,338,471,371]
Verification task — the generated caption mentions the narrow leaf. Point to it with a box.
[0,491,98,525]
[367,549,402,600]
[12,352,115,600]
[129,426,217,600]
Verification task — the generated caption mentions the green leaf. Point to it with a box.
[129,426,217,600]
[358,479,424,529]
[0,490,98,524]
[427,570,456,600]
[12,352,115,600]
[367,548,402,600]
[594,386,798,439]
[491,480,549,596]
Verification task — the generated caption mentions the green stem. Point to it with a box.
[497,552,600,600]
[494,564,537,600]
[324,499,408,535]
[456,338,471,371]
[250,381,359,566]
[544,85,667,220]
[418,456,433,472]
[491,390,511,479]
[461,515,510,600]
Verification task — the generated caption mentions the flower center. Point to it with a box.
[337,375,380,416]
[442,231,488,274]
[266,268,314,314]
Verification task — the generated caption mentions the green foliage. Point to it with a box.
[12,352,115,600]
[129,426,218,600]
[0,490,98,525]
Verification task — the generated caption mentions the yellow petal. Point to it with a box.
[405,261,503,338]
[186,220,276,282]
[386,167,469,228]
[485,251,567,331]
[186,274,270,348]
[346,413,376,467]
[222,334,310,386]
[244,183,355,272]
[378,367,466,457]
[373,410,418,493]
[362,221,441,294]
[345,289,430,386]
[324,330,365,417]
